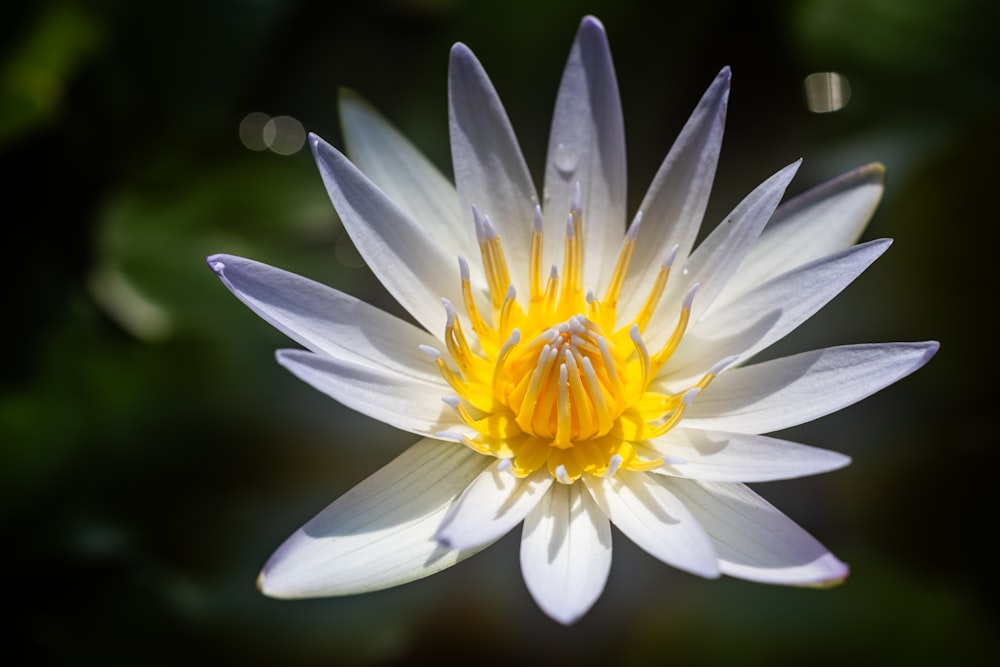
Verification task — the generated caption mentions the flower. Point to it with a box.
[207,16,937,624]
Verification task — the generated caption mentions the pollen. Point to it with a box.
[427,187,729,483]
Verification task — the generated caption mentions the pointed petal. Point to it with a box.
[207,254,442,382]
[259,439,491,598]
[542,16,626,290]
[449,43,537,289]
[681,342,940,433]
[435,463,552,551]
[716,163,886,306]
[668,480,849,585]
[520,482,612,625]
[644,427,850,482]
[664,238,892,382]
[584,471,719,578]
[339,90,471,260]
[619,68,730,317]
[310,134,462,335]
[647,160,800,339]
[276,349,463,437]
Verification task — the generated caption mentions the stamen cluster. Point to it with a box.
[424,186,732,483]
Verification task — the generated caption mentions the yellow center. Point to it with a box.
[427,196,725,483]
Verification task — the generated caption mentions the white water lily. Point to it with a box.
[208,16,937,624]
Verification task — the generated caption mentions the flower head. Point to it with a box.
[208,16,937,624]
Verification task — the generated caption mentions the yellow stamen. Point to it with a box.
[603,213,641,310]
[426,197,724,481]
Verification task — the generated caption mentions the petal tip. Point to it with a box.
[205,255,227,275]
[256,568,267,593]
[449,41,475,63]
[580,15,606,33]
[800,556,850,588]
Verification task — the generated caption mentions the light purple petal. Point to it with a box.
[584,471,719,578]
[682,342,939,433]
[645,160,800,341]
[716,163,886,306]
[667,480,849,585]
[276,349,463,438]
[520,482,612,625]
[259,439,491,598]
[310,133,462,335]
[663,238,891,383]
[339,90,472,261]
[644,427,850,482]
[542,16,626,290]
[435,463,552,551]
[449,43,537,291]
[618,68,730,318]
[207,254,441,382]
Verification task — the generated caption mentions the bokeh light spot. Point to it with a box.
[239,112,271,151]
[263,115,306,155]
[803,72,852,113]
[240,113,306,154]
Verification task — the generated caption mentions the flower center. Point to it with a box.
[501,315,622,445]
[424,187,730,483]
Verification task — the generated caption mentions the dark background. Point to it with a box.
[2,0,995,664]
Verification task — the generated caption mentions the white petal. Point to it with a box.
[310,134,462,335]
[663,238,891,383]
[619,68,729,318]
[339,90,471,260]
[276,349,463,437]
[667,480,849,585]
[207,254,442,382]
[584,471,719,578]
[520,483,612,625]
[682,342,940,433]
[715,163,886,308]
[644,427,850,482]
[449,43,537,288]
[259,439,491,598]
[542,16,626,290]
[647,160,800,338]
[435,462,552,551]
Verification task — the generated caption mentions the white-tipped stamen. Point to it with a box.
[442,298,457,326]
[496,329,521,363]
[683,281,700,310]
[682,387,701,405]
[626,210,643,239]
[555,363,571,447]
[472,204,488,241]
[581,356,613,430]
[441,396,461,410]
[663,243,680,270]
[555,464,572,484]
[605,454,623,477]
[482,213,499,239]
[419,345,442,360]
[597,336,625,405]
[630,324,650,389]
[497,458,513,473]
[709,354,740,376]
[571,181,582,216]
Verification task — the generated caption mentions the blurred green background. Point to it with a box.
[2,0,996,664]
